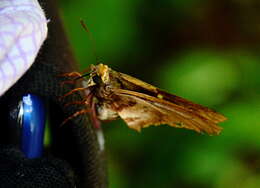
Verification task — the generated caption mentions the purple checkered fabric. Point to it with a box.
[0,0,48,96]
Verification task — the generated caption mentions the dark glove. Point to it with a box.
[0,0,107,187]
[0,145,75,188]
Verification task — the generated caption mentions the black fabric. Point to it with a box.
[0,145,75,188]
[0,0,107,187]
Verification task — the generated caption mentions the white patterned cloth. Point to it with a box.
[0,0,48,96]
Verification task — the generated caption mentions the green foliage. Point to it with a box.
[159,50,240,106]
[60,0,138,67]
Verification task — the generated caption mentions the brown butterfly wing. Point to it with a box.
[155,89,227,124]
[118,73,227,124]
[111,89,223,135]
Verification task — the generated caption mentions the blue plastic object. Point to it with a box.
[20,94,46,158]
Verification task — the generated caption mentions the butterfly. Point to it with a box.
[60,64,227,135]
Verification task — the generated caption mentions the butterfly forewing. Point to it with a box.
[111,88,223,135]
[117,72,227,123]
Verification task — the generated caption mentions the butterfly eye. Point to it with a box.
[18,94,46,158]
[92,75,102,84]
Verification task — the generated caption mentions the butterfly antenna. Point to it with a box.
[80,19,102,64]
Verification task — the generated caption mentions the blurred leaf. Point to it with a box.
[159,50,239,106]
[108,157,128,188]
[221,98,260,146]
[60,0,138,68]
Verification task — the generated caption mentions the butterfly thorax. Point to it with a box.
[88,64,123,121]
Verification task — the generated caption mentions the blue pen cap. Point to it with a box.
[19,94,46,158]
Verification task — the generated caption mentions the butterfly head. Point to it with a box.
[88,64,110,86]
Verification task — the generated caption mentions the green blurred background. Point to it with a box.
[59,0,260,187]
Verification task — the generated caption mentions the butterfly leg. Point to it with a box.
[61,108,91,126]
[64,100,87,107]
[90,97,101,129]
[60,80,78,86]
[58,72,82,78]
[61,88,100,129]
[59,68,90,78]
[59,87,88,99]
[63,89,93,107]
[59,72,86,86]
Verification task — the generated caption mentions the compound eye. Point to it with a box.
[92,75,102,84]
